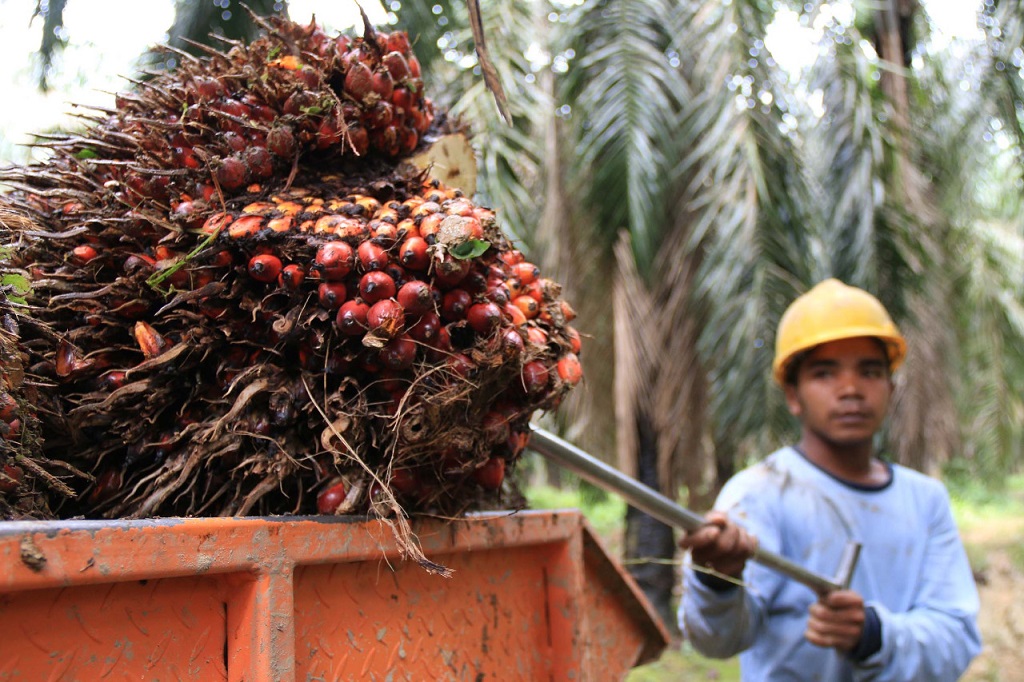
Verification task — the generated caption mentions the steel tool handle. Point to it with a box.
[528,424,859,594]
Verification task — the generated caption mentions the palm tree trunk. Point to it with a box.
[624,409,678,633]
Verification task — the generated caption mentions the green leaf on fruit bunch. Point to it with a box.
[268,46,281,60]
[450,239,490,260]
[300,105,324,116]
[75,148,99,160]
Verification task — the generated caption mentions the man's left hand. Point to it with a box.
[804,590,866,653]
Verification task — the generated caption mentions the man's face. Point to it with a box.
[783,337,893,448]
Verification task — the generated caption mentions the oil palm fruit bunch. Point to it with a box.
[0,278,87,520]
[0,14,582,521]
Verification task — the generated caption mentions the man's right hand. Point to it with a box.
[678,511,758,579]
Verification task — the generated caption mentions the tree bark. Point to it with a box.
[624,409,678,634]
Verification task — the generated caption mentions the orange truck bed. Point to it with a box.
[0,509,668,680]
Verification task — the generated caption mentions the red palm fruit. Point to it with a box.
[0,393,17,421]
[408,54,422,78]
[367,100,394,130]
[298,65,321,89]
[560,300,578,322]
[279,264,306,290]
[506,277,524,299]
[336,299,370,335]
[371,69,394,100]
[216,97,251,119]
[434,255,471,287]
[134,321,167,359]
[357,240,389,271]
[317,478,348,514]
[216,155,248,190]
[346,124,370,156]
[315,241,355,280]
[502,328,525,356]
[2,419,21,441]
[397,280,433,316]
[222,131,247,152]
[373,124,401,156]
[87,469,123,505]
[268,126,297,158]
[473,457,505,490]
[172,145,200,169]
[248,254,283,283]
[486,282,511,306]
[386,31,411,54]
[384,262,407,286]
[380,334,417,370]
[359,270,397,304]
[392,86,414,111]
[504,302,527,327]
[399,128,419,154]
[389,468,420,497]
[382,51,411,81]
[461,269,488,295]
[513,262,540,285]
[316,117,344,150]
[211,250,234,267]
[482,411,511,445]
[267,216,294,233]
[408,312,440,343]
[566,326,582,354]
[97,370,127,391]
[467,302,502,335]
[71,244,99,263]
[521,361,550,395]
[0,464,23,493]
[399,236,430,271]
[344,62,374,101]
[557,353,583,385]
[227,214,265,239]
[283,89,317,116]
[317,282,347,310]
[366,299,405,335]
[245,146,274,179]
[191,76,224,100]
[512,295,540,320]
[441,288,472,321]
[446,352,475,378]
[418,212,444,243]
[524,280,544,303]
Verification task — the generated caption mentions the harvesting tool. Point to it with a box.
[528,425,860,595]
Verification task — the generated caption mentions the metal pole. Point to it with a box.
[528,425,856,594]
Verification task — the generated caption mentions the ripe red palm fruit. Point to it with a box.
[357,241,389,271]
[473,457,505,490]
[441,289,471,321]
[408,312,440,343]
[557,353,583,385]
[359,271,397,304]
[520,361,550,395]
[380,334,417,371]
[366,299,405,336]
[315,241,355,280]
[382,52,411,81]
[317,479,347,514]
[248,254,283,283]
[344,62,374,102]
[466,302,502,335]
[279,264,306,290]
[267,126,297,158]
[397,280,433,317]
[317,282,347,310]
[245,146,274,179]
[336,299,369,335]
[399,236,430,271]
[216,155,249,191]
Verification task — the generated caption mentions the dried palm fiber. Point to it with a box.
[0,14,583,568]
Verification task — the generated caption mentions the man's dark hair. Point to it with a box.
[783,337,892,386]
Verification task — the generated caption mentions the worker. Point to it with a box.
[678,279,982,681]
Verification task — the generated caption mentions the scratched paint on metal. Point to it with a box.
[0,573,228,680]
[293,541,581,681]
[0,511,667,681]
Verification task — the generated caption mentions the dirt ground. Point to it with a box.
[962,517,1024,682]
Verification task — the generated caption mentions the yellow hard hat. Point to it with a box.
[773,278,906,385]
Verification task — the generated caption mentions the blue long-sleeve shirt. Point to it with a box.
[679,446,981,681]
